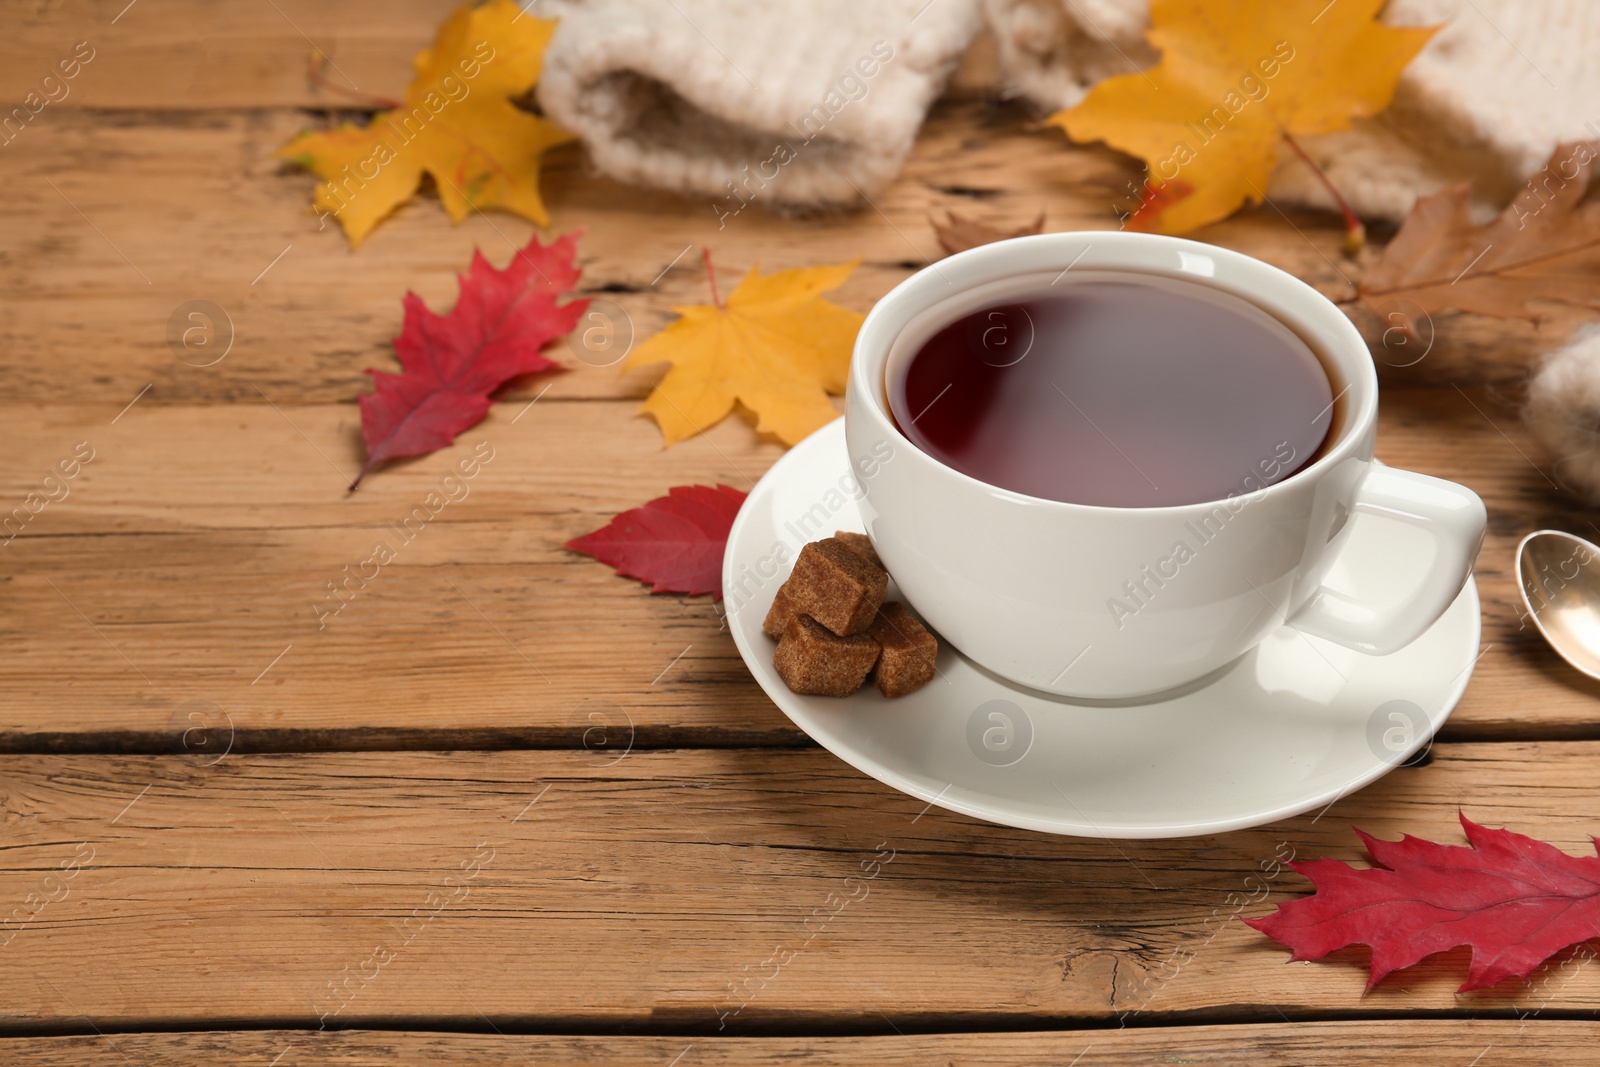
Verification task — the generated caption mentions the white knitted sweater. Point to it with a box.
[535,0,1592,221]
[536,0,984,218]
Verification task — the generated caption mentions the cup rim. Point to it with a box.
[847,230,1378,515]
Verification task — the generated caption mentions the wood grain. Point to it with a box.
[0,384,1594,747]
[4,1021,1597,1066]
[0,102,1584,409]
[0,0,1004,112]
[4,745,1600,1030]
[5,102,1146,407]
[1,77,1583,743]
[7,2,1600,1057]
[0,0,456,110]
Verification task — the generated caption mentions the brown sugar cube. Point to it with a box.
[832,530,883,571]
[869,602,939,699]
[774,616,881,697]
[779,537,888,637]
[763,536,888,639]
[762,584,801,640]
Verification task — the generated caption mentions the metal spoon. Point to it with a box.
[1516,529,1600,681]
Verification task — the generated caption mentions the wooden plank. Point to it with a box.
[0,384,1590,747]
[3,56,1591,750]
[3,744,1600,1029]
[3,1021,1597,1066]
[0,0,454,110]
[0,102,1139,406]
[0,399,783,748]
[0,104,1578,409]
[0,0,1004,111]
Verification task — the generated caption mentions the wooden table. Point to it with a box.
[5,3,1600,1062]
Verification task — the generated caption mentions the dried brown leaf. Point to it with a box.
[1360,142,1600,325]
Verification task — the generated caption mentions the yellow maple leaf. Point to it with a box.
[1050,0,1437,235]
[627,255,865,448]
[277,0,574,247]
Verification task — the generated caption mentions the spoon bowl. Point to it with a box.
[1516,529,1600,681]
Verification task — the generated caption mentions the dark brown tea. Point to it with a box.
[888,276,1334,508]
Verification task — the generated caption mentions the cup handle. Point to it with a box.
[1286,464,1486,655]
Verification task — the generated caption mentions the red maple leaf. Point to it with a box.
[1246,814,1600,992]
[566,485,748,597]
[351,231,587,489]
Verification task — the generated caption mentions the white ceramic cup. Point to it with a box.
[845,232,1486,699]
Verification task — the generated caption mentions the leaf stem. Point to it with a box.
[1281,131,1365,256]
[703,247,721,308]
[306,51,404,111]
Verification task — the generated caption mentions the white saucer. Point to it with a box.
[724,420,1482,839]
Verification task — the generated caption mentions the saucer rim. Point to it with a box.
[725,419,1481,839]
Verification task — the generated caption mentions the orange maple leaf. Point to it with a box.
[626,252,864,448]
[1051,0,1437,235]
[278,0,573,247]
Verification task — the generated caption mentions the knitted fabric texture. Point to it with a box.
[536,0,984,217]
[1528,325,1600,505]
[984,0,1600,222]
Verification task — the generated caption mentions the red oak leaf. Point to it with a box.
[566,485,748,597]
[1246,814,1600,992]
[351,230,587,489]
